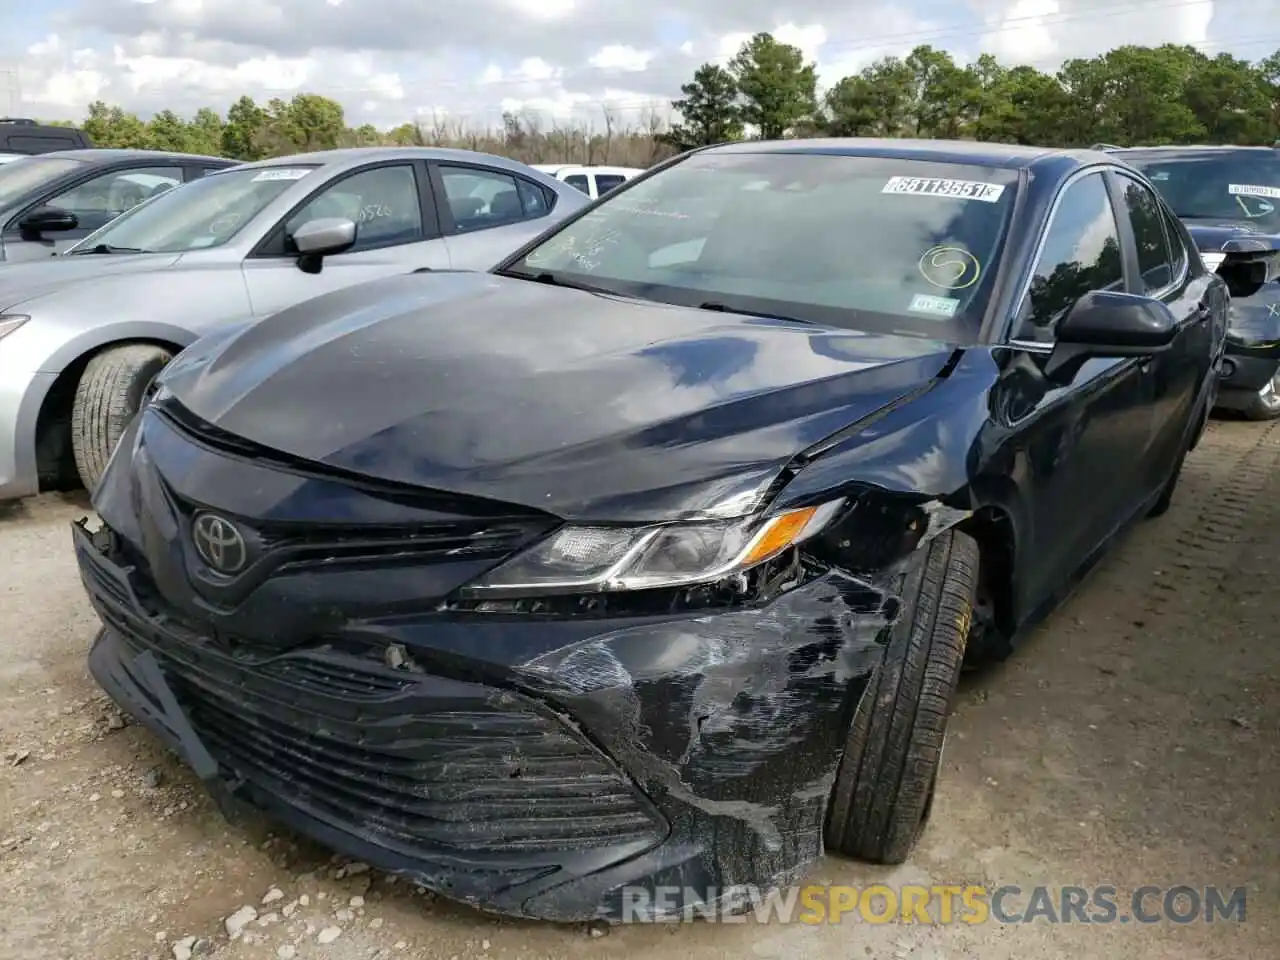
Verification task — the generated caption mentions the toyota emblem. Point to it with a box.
[191,512,248,575]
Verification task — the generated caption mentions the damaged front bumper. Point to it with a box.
[76,519,891,922]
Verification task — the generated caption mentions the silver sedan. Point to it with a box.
[0,146,590,499]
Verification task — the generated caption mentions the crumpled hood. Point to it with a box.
[1181,217,1264,249]
[1180,219,1280,352]
[0,252,183,311]
[160,271,957,521]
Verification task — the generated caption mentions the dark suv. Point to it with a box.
[1105,145,1280,419]
[0,117,92,155]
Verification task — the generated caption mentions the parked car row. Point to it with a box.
[0,146,590,498]
[4,134,1277,923]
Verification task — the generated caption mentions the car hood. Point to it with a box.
[0,252,183,311]
[1179,218,1280,351]
[160,271,958,521]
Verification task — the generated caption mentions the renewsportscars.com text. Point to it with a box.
[618,884,1248,924]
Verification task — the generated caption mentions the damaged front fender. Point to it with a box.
[516,570,894,920]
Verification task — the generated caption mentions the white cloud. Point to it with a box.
[589,45,654,72]
[0,0,1254,131]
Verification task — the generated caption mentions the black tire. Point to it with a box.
[1148,398,1205,519]
[71,344,172,492]
[1146,445,1186,519]
[1240,368,1280,421]
[824,529,978,864]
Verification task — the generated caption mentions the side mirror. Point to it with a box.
[19,207,79,237]
[1044,290,1178,382]
[291,217,356,274]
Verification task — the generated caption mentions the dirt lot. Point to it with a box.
[1,420,1276,960]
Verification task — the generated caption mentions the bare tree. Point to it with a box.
[601,104,618,164]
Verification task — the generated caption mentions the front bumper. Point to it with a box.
[0,368,53,500]
[75,448,890,921]
[1215,351,1279,407]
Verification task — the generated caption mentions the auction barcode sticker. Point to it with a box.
[883,176,1005,202]
[1229,183,1280,199]
[252,168,314,182]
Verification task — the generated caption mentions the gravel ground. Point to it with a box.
[1,419,1276,960]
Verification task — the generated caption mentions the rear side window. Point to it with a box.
[1016,172,1124,343]
[439,166,545,233]
[594,174,627,194]
[565,174,589,194]
[1118,175,1174,293]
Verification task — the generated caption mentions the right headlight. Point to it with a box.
[458,499,845,599]
[0,314,29,342]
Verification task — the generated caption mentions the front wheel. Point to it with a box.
[824,529,979,864]
[71,344,173,492]
[1240,368,1280,421]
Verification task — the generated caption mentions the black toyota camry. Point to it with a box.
[75,139,1227,923]
[1106,145,1280,419]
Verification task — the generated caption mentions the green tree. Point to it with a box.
[146,109,193,152]
[729,32,818,140]
[664,63,742,151]
[1184,53,1270,143]
[222,95,267,160]
[82,101,151,149]
[905,45,979,138]
[188,107,226,155]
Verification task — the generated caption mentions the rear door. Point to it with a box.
[3,162,186,260]
[430,161,565,269]
[1107,170,1215,491]
[1002,169,1153,614]
[241,159,450,317]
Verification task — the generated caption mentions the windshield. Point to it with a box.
[500,152,1020,341]
[0,155,84,206]
[68,164,319,254]
[1123,151,1280,232]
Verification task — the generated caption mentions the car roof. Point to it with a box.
[1106,144,1280,156]
[1108,144,1277,151]
[243,146,542,171]
[702,137,1115,172]
[32,148,235,164]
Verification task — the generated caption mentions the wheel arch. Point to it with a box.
[29,323,194,490]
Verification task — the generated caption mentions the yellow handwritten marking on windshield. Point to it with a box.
[919,246,981,290]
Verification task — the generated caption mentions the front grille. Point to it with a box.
[82,545,665,859]
[148,401,556,576]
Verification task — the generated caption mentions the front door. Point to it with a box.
[1110,171,1217,493]
[241,161,450,318]
[1001,170,1154,614]
[3,164,185,261]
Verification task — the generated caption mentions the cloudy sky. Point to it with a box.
[0,0,1261,130]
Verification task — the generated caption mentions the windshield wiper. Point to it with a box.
[697,301,816,325]
[497,268,617,296]
[70,243,146,255]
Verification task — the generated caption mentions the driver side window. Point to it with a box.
[43,166,183,232]
[285,164,423,253]
[1014,172,1124,344]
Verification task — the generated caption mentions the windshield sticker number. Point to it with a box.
[252,168,313,183]
[883,176,1005,203]
[919,246,981,290]
[908,293,960,318]
[1229,183,1280,200]
[1149,171,1171,181]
